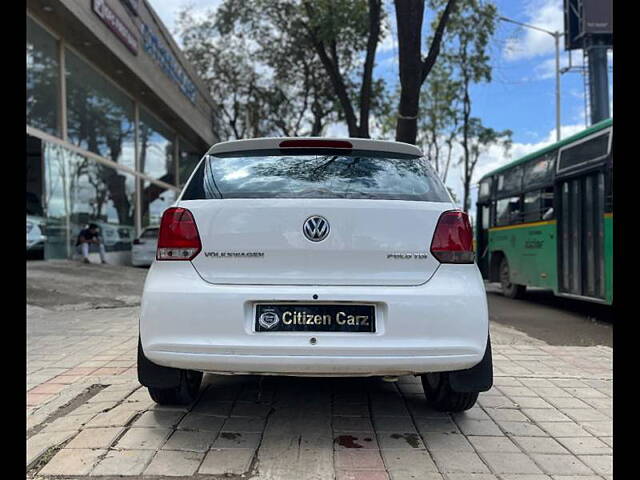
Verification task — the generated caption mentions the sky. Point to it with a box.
[149,0,613,214]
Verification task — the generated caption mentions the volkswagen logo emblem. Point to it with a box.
[303,215,330,242]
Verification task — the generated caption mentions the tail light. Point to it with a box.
[156,207,201,261]
[430,210,475,264]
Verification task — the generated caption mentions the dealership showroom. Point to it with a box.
[27,0,216,264]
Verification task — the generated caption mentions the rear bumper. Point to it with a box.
[139,262,489,376]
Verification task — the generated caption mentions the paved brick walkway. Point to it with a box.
[26,300,612,480]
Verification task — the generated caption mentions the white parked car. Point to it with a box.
[138,138,492,411]
[131,227,159,267]
[27,215,47,253]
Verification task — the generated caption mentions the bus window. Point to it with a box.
[541,187,554,219]
[497,166,523,196]
[523,151,555,187]
[496,196,521,226]
[479,178,492,201]
[557,132,610,173]
[523,190,541,222]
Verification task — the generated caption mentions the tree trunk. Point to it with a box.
[394,0,424,144]
[358,0,382,138]
[394,0,456,144]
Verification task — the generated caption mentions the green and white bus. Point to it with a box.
[475,118,613,305]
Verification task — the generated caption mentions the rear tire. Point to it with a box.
[499,257,526,299]
[421,372,479,412]
[147,370,202,405]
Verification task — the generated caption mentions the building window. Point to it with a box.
[27,17,60,136]
[65,48,135,172]
[178,137,203,186]
[142,181,176,228]
[43,142,135,259]
[139,108,176,185]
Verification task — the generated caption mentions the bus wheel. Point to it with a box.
[499,257,526,299]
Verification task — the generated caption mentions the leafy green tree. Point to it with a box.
[417,59,460,182]
[435,0,501,212]
[458,118,511,212]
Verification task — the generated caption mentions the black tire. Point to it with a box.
[499,256,526,299]
[147,370,202,405]
[421,372,479,412]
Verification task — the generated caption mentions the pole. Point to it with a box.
[555,32,561,141]
[499,16,563,141]
[587,43,610,124]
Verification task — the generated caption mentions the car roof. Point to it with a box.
[206,137,423,157]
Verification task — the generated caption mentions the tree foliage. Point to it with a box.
[175,0,390,140]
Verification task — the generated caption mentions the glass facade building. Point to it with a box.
[26,1,215,263]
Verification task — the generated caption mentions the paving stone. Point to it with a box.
[90,449,155,476]
[478,394,519,409]
[415,417,460,435]
[445,475,498,480]
[213,431,262,449]
[559,408,610,423]
[581,421,612,437]
[373,416,417,432]
[484,408,530,422]
[336,469,390,480]
[430,450,490,473]
[456,419,503,436]
[191,400,234,416]
[144,450,204,476]
[530,454,594,475]
[42,413,95,432]
[333,403,372,417]
[162,430,215,452]
[381,448,438,475]
[511,436,569,454]
[499,475,551,480]
[556,436,612,455]
[335,449,385,470]
[496,420,548,437]
[333,415,375,432]
[177,412,225,432]
[67,401,117,417]
[522,408,572,423]
[479,452,543,474]
[544,396,592,409]
[199,447,255,475]
[467,435,521,453]
[231,401,273,417]
[536,422,593,437]
[577,455,612,475]
[377,432,425,449]
[26,430,76,467]
[333,432,379,450]
[84,404,138,428]
[38,448,105,476]
[132,410,185,428]
[422,432,474,451]
[66,426,123,449]
[222,415,267,433]
[116,427,172,450]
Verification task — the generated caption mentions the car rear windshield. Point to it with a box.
[181,149,450,202]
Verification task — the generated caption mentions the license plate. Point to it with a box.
[255,304,375,333]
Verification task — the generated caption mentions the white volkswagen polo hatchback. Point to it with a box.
[138,138,492,412]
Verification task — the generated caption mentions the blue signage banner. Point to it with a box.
[139,22,197,104]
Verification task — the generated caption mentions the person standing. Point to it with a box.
[75,223,107,264]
